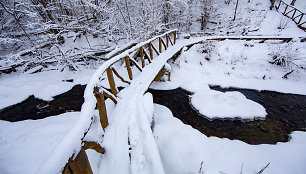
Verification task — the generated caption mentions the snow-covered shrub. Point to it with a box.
[268,42,299,68]
[278,16,290,30]
[198,41,216,61]
[224,0,231,5]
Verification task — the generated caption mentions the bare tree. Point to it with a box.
[233,0,239,20]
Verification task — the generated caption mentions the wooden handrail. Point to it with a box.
[275,0,306,30]
[93,30,177,131]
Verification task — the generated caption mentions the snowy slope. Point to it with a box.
[283,0,306,12]
[153,104,306,174]
[205,0,306,37]
[0,112,80,174]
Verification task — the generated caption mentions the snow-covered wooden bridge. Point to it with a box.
[275,0,306,30]
[33,30,306,174]
[33,30,202,174]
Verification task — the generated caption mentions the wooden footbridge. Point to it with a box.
[275,0,306,30]
[33,29,306,174]
[35,30,202,174]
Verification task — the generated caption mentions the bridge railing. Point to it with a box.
[275,0,306,30]
[36,30,178,174]
[90,29,177,131]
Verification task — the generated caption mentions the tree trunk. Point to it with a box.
[233,0,239,21]
[201,0,209,31]
[163,0,171,29]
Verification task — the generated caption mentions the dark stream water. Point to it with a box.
[0,84,305,145]
[0,85,85,121]
[148,86,306,145]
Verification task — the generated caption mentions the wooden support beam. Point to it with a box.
[125,56,133,80]
[131,49,140,59]
[283,4,288,14]
[151,43,160,55]
[62,148,93,174]
[169,36,174,46]
[174,31,177,44]
[277,1,281,10]
[140,47,145,68]
[103,90,117,104]
[159,38,162,53]
[298,13,304,24]
[293,13,303,20]
[299,21,306,25]
[83,141,105,154]
[93,87,109,131]
[206,37,294,41]
[148,42,154,60]
[111,67,130,84]
[292,8,297,18]
[106,68,118,97]
[129,58,143,72]
[285,8,295,16]
[160,38,167,50]
[143,49,152,63]
[154,68,166,82]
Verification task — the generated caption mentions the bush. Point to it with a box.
[278,16,290,30]
[268,42,298,68]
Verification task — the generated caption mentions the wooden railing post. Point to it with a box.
[159,38,162,53]
[94,87,109,131]
[148,42,153,60]
[174,31,177,44]
[140,47,145,68]
[63,148,93,174]
[125,56,133,80]
[106,68,118,97]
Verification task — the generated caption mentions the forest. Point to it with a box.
[0,0,212,73]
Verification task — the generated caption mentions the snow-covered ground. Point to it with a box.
[153,104,306,174]
[0,112,80,174]
[204,0,306,37]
